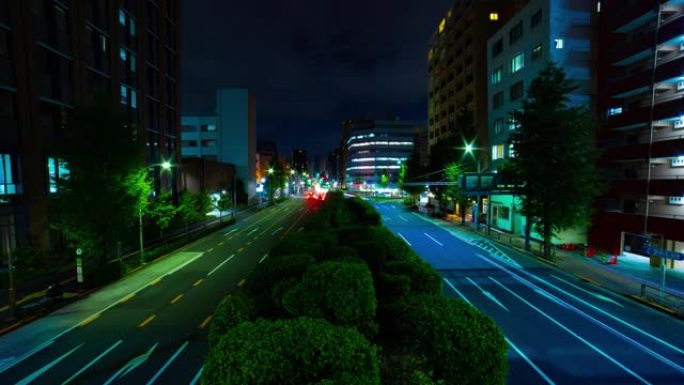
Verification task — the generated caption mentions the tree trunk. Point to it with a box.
[543,221,552,259]
[524,221,531,252]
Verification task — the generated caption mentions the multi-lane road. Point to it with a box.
[373,200,684,385]
[0,198,310,385]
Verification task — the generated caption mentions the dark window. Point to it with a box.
[201,140,217,147]
[181,140,197,147]
[491,38,503,58]
[86,0,108,28]
[531,10,542,28]
[147,2,158,34]
[532,44,542,60]
[509,22,523,44]
[510,81,524,101]
[147,34,159,64]
[181,124,196,132]
[493,92,504,109]
[165,77,175,105]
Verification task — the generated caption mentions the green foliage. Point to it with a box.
[377,260,442,301]
[208,294,255,347]
[379,172,390,187]
[148,192,178,236]
[508,63,602,256]
[282,260,377,336]
[203,317,380,385]
[178,190,212,224]
[345,198,381,226]
[386,295,507,385]
[266,158,288,203]
[50,94,145,264]
[244,253,316,316]
[270,231,338,261]
[399,151,427,201]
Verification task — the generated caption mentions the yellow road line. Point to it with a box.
[149,277,162,286]
[79,314,100,327]
[246,241,252,246]
[219,241,224,246]
[170,294,184,304]
[228,236,233,240]
[119,293,136,304]
[138,314,156,328]
[193,278,204,287]
[198,315,212,329]
[238,279,246,287]
[207,248,214,253]
[238,247,244,252]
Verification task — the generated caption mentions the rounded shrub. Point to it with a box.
[202,317,380,385]
[208,293,255,347]
[386,294,507,385]
[282,260,377,336]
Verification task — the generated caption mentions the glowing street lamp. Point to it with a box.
[268,168,274,174]
[161,160,172,170]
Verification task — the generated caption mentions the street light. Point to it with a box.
[139,160,174,264]
[463,141,483,229]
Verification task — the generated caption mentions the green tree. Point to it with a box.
[51,94,145,264]
[203,317,380,385]
[266,158,287,203]
[379,171,390,188]
[507,63,602,258]
[399,153,427,206]
[444,162,469,224]
[214,191,233,222]
[148,191,177,239]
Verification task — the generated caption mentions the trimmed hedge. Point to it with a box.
[244,253,315,316]
[385,294,508,385]
[283,260,377,336]
[203,317,380,385]
[208,294,255,347]
[376,260,442,301]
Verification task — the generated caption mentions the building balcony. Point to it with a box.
[657,14,684,45]
[655,54,684,84]
[608,179,684,197]
[608,31,654,65]
[608,68,651,97]
[653,96,684,121]
[602,137,684,160]
[604,105,650,129]
[607,1,658,33]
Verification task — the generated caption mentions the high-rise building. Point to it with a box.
[256,140,278,181]
[590,0,684,253]
[484,0,595,240]
[292,149,308,173]
[427,0,517,167]
[342,118,415,191]
[326,147,343,184]
[0,0,181,253]
[181,88,257,200]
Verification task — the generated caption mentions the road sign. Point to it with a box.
[645,246,684,261]
[76,256,84,283]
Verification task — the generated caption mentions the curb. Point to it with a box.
[627,294,681,318]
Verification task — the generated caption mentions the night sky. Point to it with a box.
[181,0,451,160]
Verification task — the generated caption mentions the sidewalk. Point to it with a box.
[426,212,684,317]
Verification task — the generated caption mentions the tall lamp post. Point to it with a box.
[139,160,173,264]
[464,142,482,229]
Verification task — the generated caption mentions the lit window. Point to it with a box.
[119,48,127,61]
[131,89,137,108]
[607,107,623,116]
[0,153,17,195]
[439,18,446,33]
[596,1,601,13]
[508,118,520,130]
[120,85,127,105]
[489,12,499,21]
[677,81,684,91]
[491,144,505,160]
[99,35,107,53]
[532,44,542,60]
[509,144,516,158]
[130,19,136,36]
[119,9,126,26]
[47,157,70,193]
[554,38,564,49]
[680,41,684,51]
[674,118,684,129]
[491,66,503,85]
[511,52,524,73]
[130,54,136,72]
[207,124,217,131]
[494,119,505,134]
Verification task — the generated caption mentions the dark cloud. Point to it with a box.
[181,0,451,158]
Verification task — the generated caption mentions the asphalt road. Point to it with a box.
[0,198,310,385]
[373,200,684,385]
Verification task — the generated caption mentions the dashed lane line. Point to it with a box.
[424,233,444,246]
[198,316,212,329]
[170,294,184,304]
[145,341,189,385]
[193,278,204,287]
[138,315,156,328]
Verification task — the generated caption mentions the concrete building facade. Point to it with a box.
[0,0,181,254]
[181,88,256,200]
[590,0,684,254]
[485,0,595,241]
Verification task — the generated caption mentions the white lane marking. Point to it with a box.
[397,232,411,246]
[506,337,557,385]
[207,254,235,276]
[477,253,684,374]
[271,226,284,236]
[0,340,54,374]
[189,366,204,385]
[424,233,443,246]
[398,215,409,222]
[15,343,83,385]
[550,275,625,308]
[488,276,651,384]
[146,341,189,385]
[443,277,555,385]
[206,248,214,253]
[382,216,392,221]
[465,277,509,312]
[297,227,304,232]
[62,340,122,384]
[259,254,269,263]
[247,227,259,235]
[225,228,239,235]
[103,343,158,385]
[443,278,471,304]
